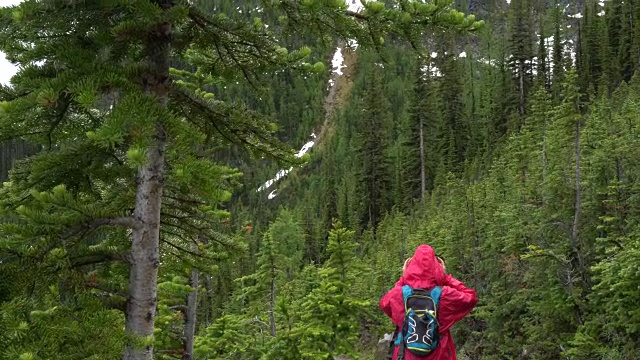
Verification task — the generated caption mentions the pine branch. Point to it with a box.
[161,222,238,251]
[70,252,129,268]
[162,193,207,206]
[160,231,202,255]
[155,349,184,357]
[85,282,128,299]
[343,10,368,21]
[170,86,294,164]
[94,293,128,312]
[186,7,280,87]
[0,130,48,142]
[62,216,135,239]
[47,97,72,150]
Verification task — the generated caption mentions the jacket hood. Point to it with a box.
[400,245,446,289]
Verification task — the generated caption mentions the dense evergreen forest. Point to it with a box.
[1,0,639,359]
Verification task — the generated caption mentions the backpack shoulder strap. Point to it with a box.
[401,285,412,301]
[430,286,442,306]
[397,329,406,360]
[398,285,412,360]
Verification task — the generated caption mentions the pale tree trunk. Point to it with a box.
[571,121,581,253]
[542,134,547,194]
[183,270,199,360]
[203,275,214,326]
[269,266,277,337]
[419,116,426,203]
[519,61,525,117]
[123,1,172,359]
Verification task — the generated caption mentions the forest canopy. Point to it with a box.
[1,0,640,360]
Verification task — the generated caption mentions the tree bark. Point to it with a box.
[269,265,277,337]
[419,116,426,203]
[519,61,525,117]
[183,269,199,360]
[123,2,172,359]
[203,275,214,326]
[542,133,547,197]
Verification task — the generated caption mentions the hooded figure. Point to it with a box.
[380,245,478,360]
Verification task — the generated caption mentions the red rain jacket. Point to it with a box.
[379,245,478,360]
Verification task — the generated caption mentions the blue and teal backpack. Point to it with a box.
[394,285,442,359]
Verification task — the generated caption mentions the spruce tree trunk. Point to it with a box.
[124,109,167,360]
[571,121,581,253]
[269,271,277,336]
[183,270,199,360]
[419,117,426,203]
[542,131,547,193]
[203,275,214,326]
[123,2,171,359]
[519,61,525,116]
[571,118,585,325]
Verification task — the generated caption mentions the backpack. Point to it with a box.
[394,285,442,359]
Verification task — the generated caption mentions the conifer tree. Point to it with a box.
[632,1,640,76]
[518,70,588,352]
[439,51,468,170]
[193,314,255,360]
[236,208,304,337]
[617,0,635,83]
[355,66,392,230]
[296,222,369,360]
[551,1,565,96]
[508,0,535,117]
[404,58,442,203]
[605,0,624,88]
[537,16,549,88]
[570,74,640,358]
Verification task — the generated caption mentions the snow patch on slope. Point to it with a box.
[332,47,346,76]
[261,1,365,199]
[257,133,317,196]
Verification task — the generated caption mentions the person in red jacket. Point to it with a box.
[380,245,478,360]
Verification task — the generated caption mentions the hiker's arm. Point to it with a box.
[379,287,404,326]
[444,274,473,292]
[438,275,478,333]
[379,289,395,318]
[380,276,405,318]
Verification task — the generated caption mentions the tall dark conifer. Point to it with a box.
[537,15,549,89]
[439,51,468,170]
[356,67,391,230]
[404,58,441,203]
[618,0,635,83]
[508,0,535,118]
[552,0,565,98]
[605,0,624,88]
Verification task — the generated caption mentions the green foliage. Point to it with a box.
[194,314,261,360]
[0,294,124,359]
[294,222,370,359]
[3,0,640,359]
[261,299,303,360]
[354,65,392,229]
